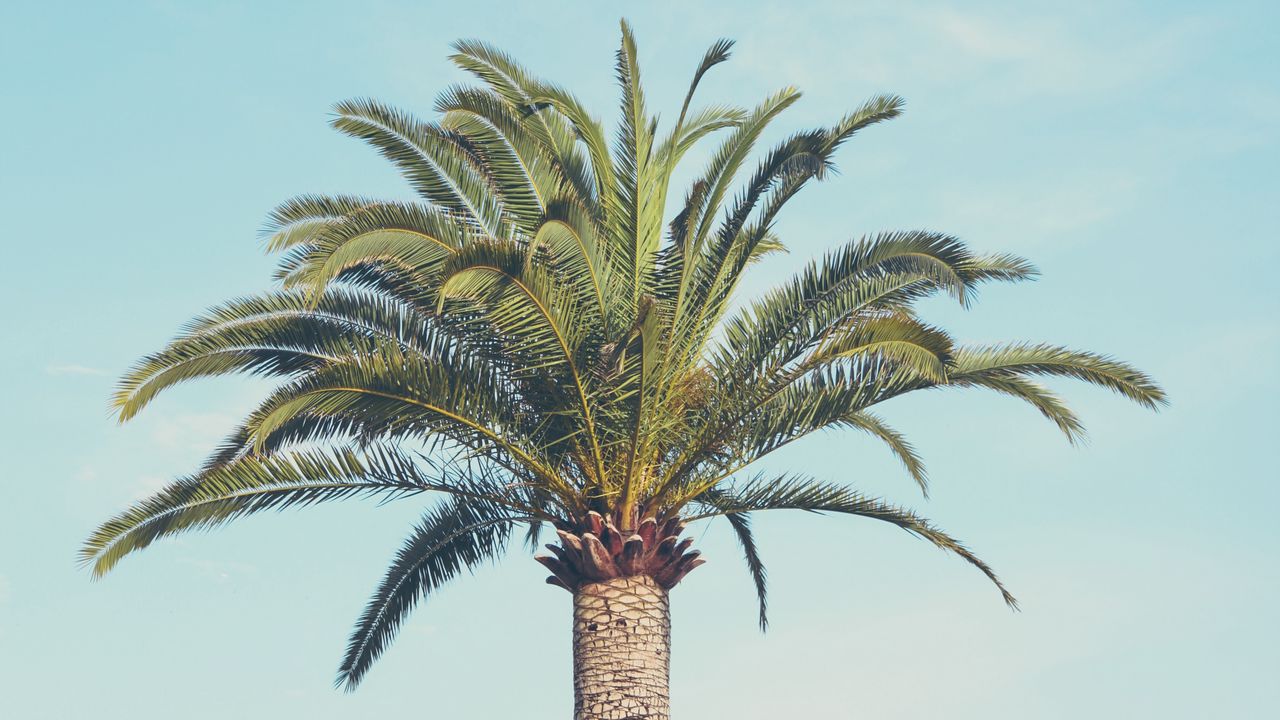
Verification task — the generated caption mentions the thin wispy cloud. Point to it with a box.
[715,1,1205,104]
[937,170,1142,246]
[131,474,172,501]
[919,7,1206,98]
[149,411,238,453]
[177,557,259,584]
[45,363,109,377]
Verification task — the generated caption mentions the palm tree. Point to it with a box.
[83,20,1165,720]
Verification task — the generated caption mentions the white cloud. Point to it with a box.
[131,474,172,501]
[177,557,258,584]
[714,2,1205,104]
[149,411,238,453]
[928,9,1041,60]
[45,364,109,377]
[915,6,1207,98]
[936,171,1142,245]
[1161,320,1280,408]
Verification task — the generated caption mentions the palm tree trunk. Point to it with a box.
[572,575,670,720]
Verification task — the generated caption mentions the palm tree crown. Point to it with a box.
[83,20,1165,691]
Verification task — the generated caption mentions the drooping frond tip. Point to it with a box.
[693,475,1018,611]
[336,496,525,690]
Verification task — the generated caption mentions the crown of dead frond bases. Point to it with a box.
[535,511,705,593]
[88,19,1165,690]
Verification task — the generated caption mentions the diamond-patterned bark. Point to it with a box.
[572,576,671,720]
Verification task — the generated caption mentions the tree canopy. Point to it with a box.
[83,21,1165,689]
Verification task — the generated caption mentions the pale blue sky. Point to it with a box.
[2,1,1277,718]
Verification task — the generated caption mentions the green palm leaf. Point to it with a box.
[331,98,506,237]
[691,474,1017,608]
[337,496,527,690]
[696,487,769,630]
[82,447,420,578]
[949,343,1168,409]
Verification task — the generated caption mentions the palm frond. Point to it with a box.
[696,488,769,630]
[337,496,525,689]
[437,85,592,202]
[842,411,929,495]
[673,38,734,130]
[81,447,422,578]
[808,313,955,384]
[949,343,1168,410]
[710,231,1020,396]
[236,343,564,489]
[272,200,465,293]
[530,199,612,324]
[331,98,506,236]
[946,373,1086,442]
[261,194,381,252]
[692,474,1018,608]
[111,287,460,422]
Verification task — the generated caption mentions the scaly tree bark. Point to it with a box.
[573,577,671,720]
